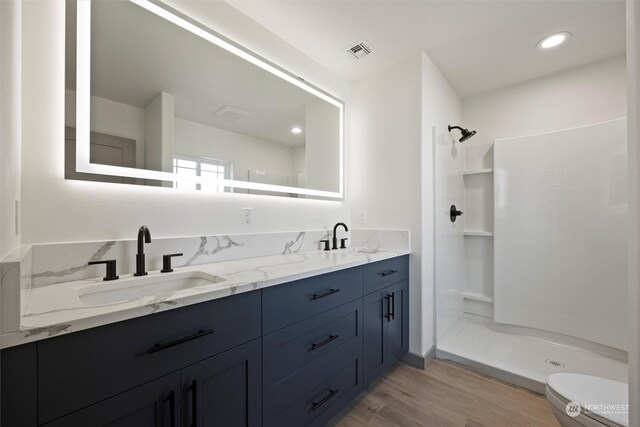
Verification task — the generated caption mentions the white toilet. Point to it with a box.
[546,373,628,427]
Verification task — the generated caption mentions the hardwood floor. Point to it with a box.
[328,360,561,427]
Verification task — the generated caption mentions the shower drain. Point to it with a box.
[545,359,566,368]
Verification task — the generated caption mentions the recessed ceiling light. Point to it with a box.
[291,127,303,134]
[537,32,571,50]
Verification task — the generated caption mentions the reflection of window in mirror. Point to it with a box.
[173,155,232,192]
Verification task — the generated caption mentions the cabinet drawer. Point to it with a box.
[38,291,261,424]
[263,299,363,406]
[363,256,408,294]
[263,267,363,334]
[42,372,180,427]
[264,347,363,427]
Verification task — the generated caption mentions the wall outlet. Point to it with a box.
[358,211,366,224]
[242,208,253,225]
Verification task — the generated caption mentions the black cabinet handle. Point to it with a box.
[379,269,398,277]
[384,294,391,322]
[311,334,339,350]
[390,292,395,320]
[147,329,214,354]
[312,388,340,411]
[312,288,340,300]
[168,390,176,427]
[190,380,198,427]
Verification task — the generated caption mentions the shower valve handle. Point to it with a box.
[450,205,464,223]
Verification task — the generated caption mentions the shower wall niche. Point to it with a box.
[463,143,495,318]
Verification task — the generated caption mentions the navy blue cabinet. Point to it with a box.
[262,267,363,334]
[263,347,363,427]
[1,343,37,427]
[38,290,261,424]
[181,339,262,427]
[263,299,363,407]
[1,255,409,427]
[386,280,409,362]
[43,373,180,427]
[363,289,389,385]
[363,256,410,388]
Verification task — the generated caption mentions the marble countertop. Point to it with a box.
[1,247,410,349]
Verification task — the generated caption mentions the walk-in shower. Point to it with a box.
[435,118,628,393]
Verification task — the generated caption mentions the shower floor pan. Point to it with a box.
[436,314,628,394]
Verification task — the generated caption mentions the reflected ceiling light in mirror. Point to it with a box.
[536,32,571,50]
[291,127,303,135]
[75,0,344,198]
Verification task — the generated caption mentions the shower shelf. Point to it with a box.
[463,292,494,304]
[463,168,493,176]
[463,231,493,237]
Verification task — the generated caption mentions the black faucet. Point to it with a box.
[332,222,349,250]
[134,225,152,276]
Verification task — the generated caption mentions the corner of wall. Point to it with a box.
[0,0,22,260]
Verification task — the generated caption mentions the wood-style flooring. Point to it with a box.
[328,360,560,427]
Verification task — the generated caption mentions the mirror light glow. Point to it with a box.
[75,0,344,198]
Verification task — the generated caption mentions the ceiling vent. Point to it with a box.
[344,39,374,60]
[214,105,250,122]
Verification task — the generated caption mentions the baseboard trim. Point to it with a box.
[401,346,436,370]
[435,348,545,394]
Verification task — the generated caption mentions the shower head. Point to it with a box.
[448,125,477,143]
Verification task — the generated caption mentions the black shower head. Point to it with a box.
[448,125,477,143]
[459,129,476,142]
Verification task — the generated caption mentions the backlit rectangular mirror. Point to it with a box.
[65,0,344,198]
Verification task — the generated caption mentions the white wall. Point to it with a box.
[626,0,639,423]
[350,52,461,356]
[423,52,464,343]
[0,0,22,260]
[174,118,296,182]
[463,55,626,144]
[20,0,350,245]
[350,55,423,354]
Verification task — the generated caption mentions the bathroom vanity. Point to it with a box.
[1,254,409,426]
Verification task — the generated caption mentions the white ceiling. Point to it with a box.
[225,0,626,98]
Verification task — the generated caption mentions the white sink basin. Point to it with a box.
[76,271,226,305]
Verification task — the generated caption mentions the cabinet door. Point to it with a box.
[386,280,409,365]
[1,343,37,427]
[362,289,388,387]
[43,372,180,427]
[182,339,262,427]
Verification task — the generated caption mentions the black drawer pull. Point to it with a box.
[311,334,339,350]
[312,388,340,411]
[168,390,176,427]
[390,291,395,320]
[384,294,391,322]
[190,379,198,427]
[147,329,214,354]
[312,288,340,300]
[379,269,398,277]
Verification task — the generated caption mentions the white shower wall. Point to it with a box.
[434,127,465,342]
[494,118,627,350]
